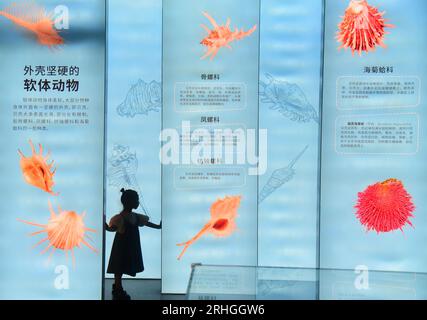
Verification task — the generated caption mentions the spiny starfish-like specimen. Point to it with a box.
[200,11,256,60]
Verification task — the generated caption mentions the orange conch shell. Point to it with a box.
[200,11,256,60]
[177,195,242,260]
[0,2,64,48]
[18,201,97,266]
[18,140,57,195]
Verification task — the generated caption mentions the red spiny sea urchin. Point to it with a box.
[355,179,415,233]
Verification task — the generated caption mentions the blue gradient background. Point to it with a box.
[258,0,322,270]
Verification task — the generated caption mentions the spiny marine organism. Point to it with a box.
[0,1,64,48]
[260,74,319,123]
[107,145,150,216]
[355,179,415,233]
[259,146,308,204]
[18,201,97,267]
[18,140,58,195]
[337,0,393,55]
[200,11,257,60]
[117,80,161,118]
[177,196,242,260]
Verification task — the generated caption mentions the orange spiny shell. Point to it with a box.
[200,11,257,60]
[19,201,97,266]
[0,2,64,48]
[46,210,86,251]
[18,140,57,195]
[176,195,242,260]
[209,195,241,237]
[33,17,64,47]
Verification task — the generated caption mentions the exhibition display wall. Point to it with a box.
[105,0,162,280]
[320,0,427,298]
[0,0,425,300]
[321,0,427,273]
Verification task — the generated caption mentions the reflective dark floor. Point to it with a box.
[104,279,185,300]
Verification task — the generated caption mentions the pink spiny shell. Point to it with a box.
[337,0,393,55]
[355,179,415,233]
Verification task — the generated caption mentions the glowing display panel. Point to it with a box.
[162,0,260,294]
[0,0,105,299]
[258,0,322,270]
[320,0,427,280]
[105,0,162,280]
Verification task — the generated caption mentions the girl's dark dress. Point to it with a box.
[107,212,145,277]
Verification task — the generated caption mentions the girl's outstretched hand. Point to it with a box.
[144,220,162,229]
[105,222,117,232]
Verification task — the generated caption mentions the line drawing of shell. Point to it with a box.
[259,145,309,204]
[107,144,149,216]
[258,280,296,297]
[117,80,161,118]
[260,74,319,124]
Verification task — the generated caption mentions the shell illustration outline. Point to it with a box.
[259,146,309,204]
[260,74,319,123]
[107,144,150,216]
[117,80,161,118]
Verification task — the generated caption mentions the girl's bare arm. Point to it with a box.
[136,213,161,229]
[105,215,121,232]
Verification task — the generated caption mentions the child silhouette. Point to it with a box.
[106,188,161,300]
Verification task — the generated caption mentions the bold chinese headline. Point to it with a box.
[23,65,80,92]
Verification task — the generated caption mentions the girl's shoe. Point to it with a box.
[112,284,131,300]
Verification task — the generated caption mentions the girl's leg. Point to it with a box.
[112,273,130,300]
[114,273,123,290]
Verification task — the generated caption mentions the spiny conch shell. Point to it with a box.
[200,11,257,60]
[18,140,58,195]
[176,195,242,260]
[260,74,319,124]
[0,2,64,48]
[117,80,161,118]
